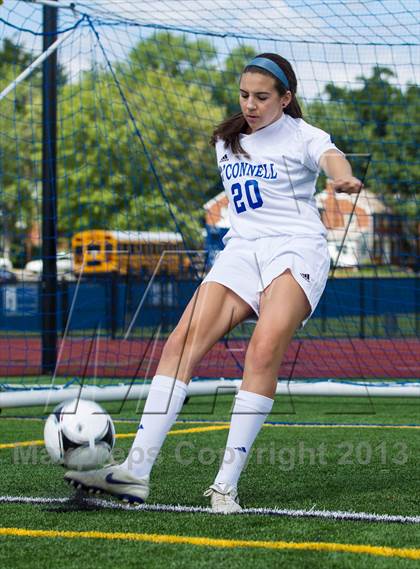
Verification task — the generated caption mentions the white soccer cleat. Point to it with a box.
[64,464,150,504]
[203,483,242,514]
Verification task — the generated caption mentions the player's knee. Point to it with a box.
[245,337,279,373]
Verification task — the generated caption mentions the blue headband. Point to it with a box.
[245,57,290,90]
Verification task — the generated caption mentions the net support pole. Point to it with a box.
[41,1,58,374]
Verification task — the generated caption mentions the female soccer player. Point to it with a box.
[65,54,361,513]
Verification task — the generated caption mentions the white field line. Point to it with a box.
[1,495,419,524]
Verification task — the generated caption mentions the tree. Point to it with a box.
[123,31,217,84]
[307,67,419,216]
[0,39,33,113]
[0,38,32,70]
[0,57,40,264]
[57,51,224,244]
[211,45,257,116]
[0,38,68,264]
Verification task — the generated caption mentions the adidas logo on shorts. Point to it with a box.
[300,273,310,282]
[219,154,229,163]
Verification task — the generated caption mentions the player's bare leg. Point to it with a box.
[65,283,252,502]
[241,268,310,397]
[156,281,253,382]
[120,282,252,473]
[208,270,310,512]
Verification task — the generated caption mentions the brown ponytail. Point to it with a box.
[211,53,302,156]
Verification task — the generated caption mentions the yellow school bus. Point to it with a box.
[71,230,192,276]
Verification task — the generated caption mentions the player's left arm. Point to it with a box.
[319,149,362,194]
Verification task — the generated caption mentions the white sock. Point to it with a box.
[214,389,273,489]
[122,375,187,478]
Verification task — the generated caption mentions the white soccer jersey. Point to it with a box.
[215,113,342,241]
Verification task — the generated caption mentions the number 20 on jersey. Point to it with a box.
[231,179,263,213]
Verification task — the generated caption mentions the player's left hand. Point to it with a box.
[332,177,363,194]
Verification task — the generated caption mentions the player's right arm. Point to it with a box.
[319,150,362,194]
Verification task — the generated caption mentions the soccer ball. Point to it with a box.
[44,399,115,470]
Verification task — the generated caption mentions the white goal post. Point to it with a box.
[0,0,81,103]
[0,27,77,102]
[0,380,419,409]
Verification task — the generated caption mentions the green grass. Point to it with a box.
[297,314,417,338]
[0,395,419,568]
[331,266,415,278]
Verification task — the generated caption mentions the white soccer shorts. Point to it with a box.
[202,234,330,326]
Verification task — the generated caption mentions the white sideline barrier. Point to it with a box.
[1,380,419,408]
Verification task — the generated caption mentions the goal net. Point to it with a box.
[0,0,418,407]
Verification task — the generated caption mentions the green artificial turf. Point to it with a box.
[0,395,419,568]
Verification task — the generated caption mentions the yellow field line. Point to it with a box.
[171,425,230,435]
[0,527,418,560]
[109,425,231,440]
[3,419,419,450]
[0,440,44,450]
